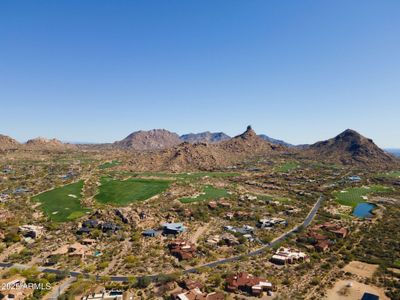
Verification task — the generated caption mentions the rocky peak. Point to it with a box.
[307,129,398,169]
[114,129,181,150]
[0,134,20,150]
[235,125,257,140]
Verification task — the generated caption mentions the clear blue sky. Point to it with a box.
[1,1,399,147]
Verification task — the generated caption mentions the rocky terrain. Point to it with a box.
[0,134,20,150]
[126,126,283,171]
[2,128,398,170]
[301,129,398,169]
[25,137,77,150]
[114,129,181,150]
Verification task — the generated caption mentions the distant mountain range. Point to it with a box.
[114,129,293,150]
[258,134,293,147]
[0,135,76,151]
[386,149,400,157]
[180,132,231,144]
[1,127,398,170]
[127,126,282,171]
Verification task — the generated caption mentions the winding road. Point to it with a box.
[0,195,324,283]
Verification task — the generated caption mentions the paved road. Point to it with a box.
[183,194,324,274]
[44,277,76,300]
[0,195,324,283]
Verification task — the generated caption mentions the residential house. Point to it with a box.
[101,222,120,233]
[314,240,330,252]
[226,272,273,297]
[270,247,308,265]
[52,242,89,260]
[162,223,186,235]
[224,225,254,235]
[182,279,204,290]
[77,219,99,234]
[225,212,234,220]
[13,188,29,194]
[83,219,99,228]
[168,240,196,260]
[317,222,349,238]
[239,194,257,201]
[173,288,224,300]
[220,233,239,246]
[18,225,44,239]
[234,211,252,220]
[0,193,9,202]
[328,227,348,238]
[206,233,239,247]
[81,238,97,246]
[206,235,221,246]
[301,222,349,252]
[257,217,287,229]
[348,175,361,182]
[139,211,147,220]
[68,243,89,259]
[208,201,218,209]
[81,290,124,300]
[218,201,232,208]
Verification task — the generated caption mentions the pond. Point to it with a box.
[353,202,376,218]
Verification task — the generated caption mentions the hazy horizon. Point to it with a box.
[1,1,400,147]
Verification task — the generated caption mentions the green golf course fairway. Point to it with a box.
[180,185,230,203]
[95,177,171,205]
[32,180,90,222]
[334,185,390,208]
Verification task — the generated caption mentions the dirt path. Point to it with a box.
[189,224,210,245]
